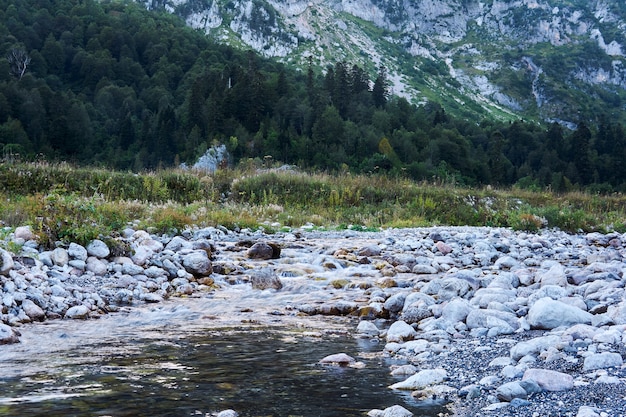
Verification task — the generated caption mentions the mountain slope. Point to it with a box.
[143,0,626,125]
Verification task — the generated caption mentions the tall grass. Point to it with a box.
[1,161,625,248]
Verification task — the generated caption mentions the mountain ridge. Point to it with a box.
[143,0,626,125]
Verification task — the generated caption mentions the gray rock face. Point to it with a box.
[527,298,593,329]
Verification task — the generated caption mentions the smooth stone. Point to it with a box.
[64,305,90,319]
[539,263,567,287]
[131,246,152,266]
[21,299,45,321]
[496,381,527,402]
[384,293,406,314]
[367,405,413,417]
[86,258,108,275]
[390,364,418,376]
[522,368,573,391]
[0,323,20,344]
[576,406,600,417]
[68,242,88,261]
[527,298,592,329]
[51,248,69,267]
[122,263,145,276]
[182,251,212,276]
[0,249,14,275]
[87,239,110,258]
[389,368,447,390]
[319,353,355,365]
[14,226,36,241]
[510,335,561,361]
[250,268,282,290]
[356,321,380,336]
[583,352,623,371]
[386,320,417,343]
[358,245,382,257]
[216,410,239,417]
[247,242,280,260]
[465,309,518,333]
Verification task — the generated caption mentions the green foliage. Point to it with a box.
[2,0,626,194]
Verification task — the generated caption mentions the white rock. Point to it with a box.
[182,251,212,275]
[386,320,417,342]
[319,353,355,365]
[21,299,45,321]
[356,321,380,336]
[68,242,88,261]
[389,368,447,390]
[576,406,600,417]
[87,239,110,258]
[14,225,36,241]
[539,263,567,287]
[522,368,573,391]
[131,246,152,266]
[64,305,90,319]
[51,248,69,267]
[86,258,108,276]
[583,352,623,371]
[496,381,527,401]
[510,335,561,361]
[0,323,20,344]
[0,249,14,275]
[368,405,413,417]
[527,298,592,329]
[441,298,471,323]
[216,410,239,417]
[465,308,518,333]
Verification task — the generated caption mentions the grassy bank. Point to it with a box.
[1,161,625,248]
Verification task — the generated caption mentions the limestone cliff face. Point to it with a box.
[141,0,626,124]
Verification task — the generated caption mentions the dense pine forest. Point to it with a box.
[1,0,626,192]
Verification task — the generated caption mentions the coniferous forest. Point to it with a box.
[2,0,626,192]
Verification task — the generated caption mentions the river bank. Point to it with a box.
[1,225,625,416]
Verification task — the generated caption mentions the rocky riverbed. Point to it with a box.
[1,224,625,417]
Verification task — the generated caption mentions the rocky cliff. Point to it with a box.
[141,0,626,124]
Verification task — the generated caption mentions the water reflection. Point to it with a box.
[0,327,449,416]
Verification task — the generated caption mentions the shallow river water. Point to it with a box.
[0,284,448,417]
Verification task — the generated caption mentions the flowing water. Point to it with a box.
[0,284,448,417]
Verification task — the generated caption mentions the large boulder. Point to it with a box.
[527,298,592,329]
[182,251,213,276]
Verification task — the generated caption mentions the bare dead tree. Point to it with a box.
[6,48,31,80]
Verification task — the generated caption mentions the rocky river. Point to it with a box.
[1,224,625,416]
